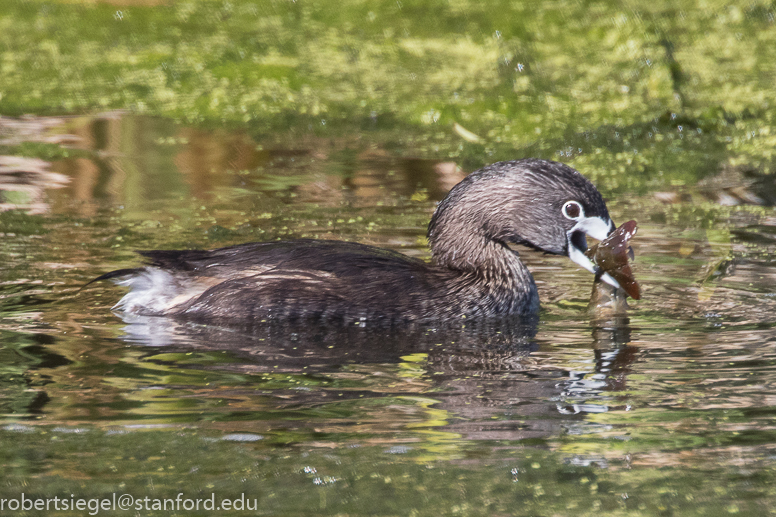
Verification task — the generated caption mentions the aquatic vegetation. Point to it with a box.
[2,1,776,515]
[0,0,774,185]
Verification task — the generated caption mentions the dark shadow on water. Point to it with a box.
[105,311,638,442]
[118,313,541,366]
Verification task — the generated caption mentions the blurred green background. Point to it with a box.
[2,1,776,516]
[2,0,775,193]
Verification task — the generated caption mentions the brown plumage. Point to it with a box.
[95,159,616,324]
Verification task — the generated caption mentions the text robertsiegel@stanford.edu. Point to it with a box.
[0,493,259,514]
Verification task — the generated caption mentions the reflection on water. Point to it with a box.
[2,113,776,513]
[0,155,69,214]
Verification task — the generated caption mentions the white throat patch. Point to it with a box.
[567,215,620,289]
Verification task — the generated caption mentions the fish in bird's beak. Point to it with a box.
[566,214,623,289]
[584,220,641,300]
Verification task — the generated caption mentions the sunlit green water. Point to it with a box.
[2,0,776,515]
[1,114,775,516]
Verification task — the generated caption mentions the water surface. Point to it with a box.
[1,113,776,515]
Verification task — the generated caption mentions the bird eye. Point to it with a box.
[562,201,583,220]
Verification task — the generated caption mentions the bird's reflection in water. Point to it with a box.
[116,309,636,442]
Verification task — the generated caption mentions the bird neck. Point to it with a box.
[430,231,539,314]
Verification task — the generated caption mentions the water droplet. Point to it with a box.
[221,433,263,442]
[385,445,412,454]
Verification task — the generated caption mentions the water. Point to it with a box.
[2,114,776,515]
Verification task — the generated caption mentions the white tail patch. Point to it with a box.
[113,268,211,315]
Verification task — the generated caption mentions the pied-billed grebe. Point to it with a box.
[96,159,621,323]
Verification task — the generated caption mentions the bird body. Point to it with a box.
[97,159,618,324]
